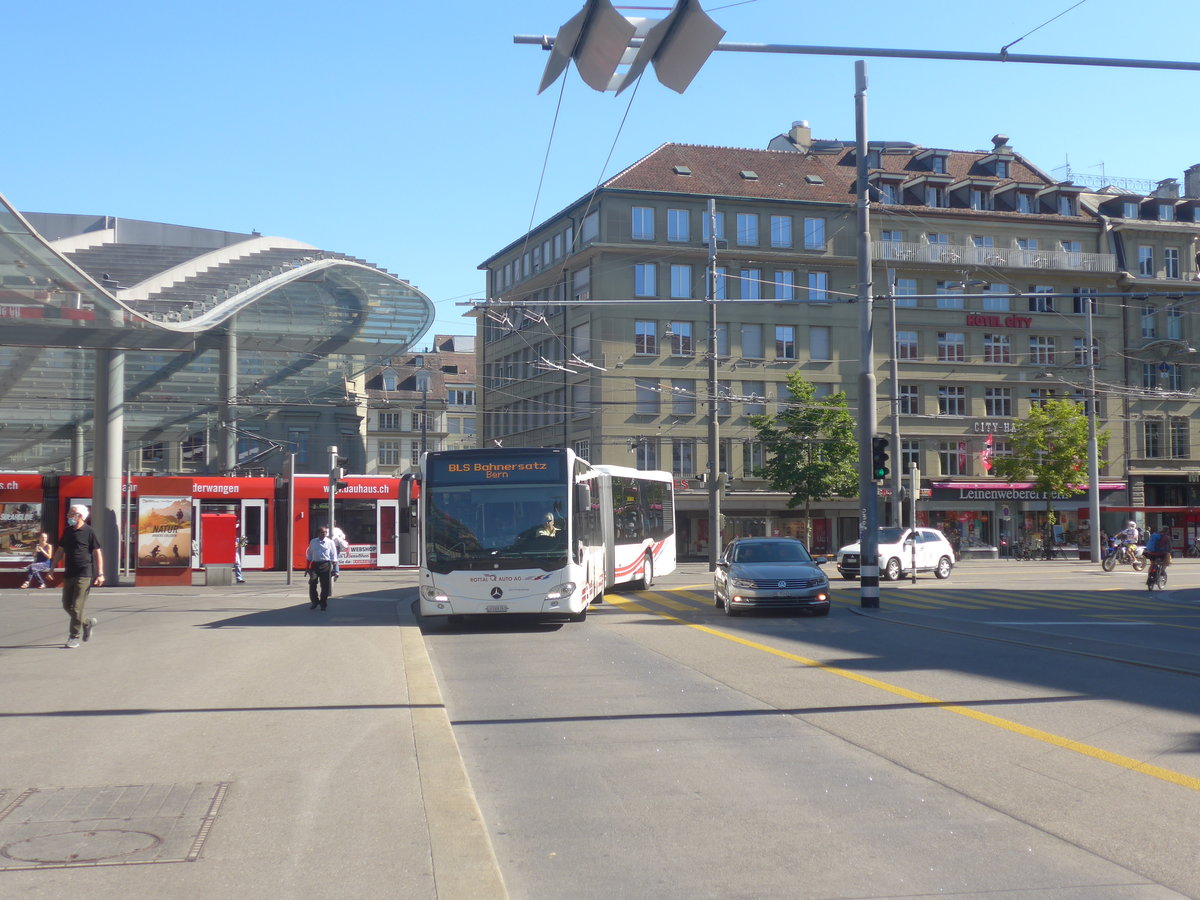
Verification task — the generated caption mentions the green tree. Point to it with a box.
[990,398,1109,544]
[749,372,858,547]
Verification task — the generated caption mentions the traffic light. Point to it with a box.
[871,436,890,480]
[329,466,349,491]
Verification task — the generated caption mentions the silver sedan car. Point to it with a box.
[713,538,831,617]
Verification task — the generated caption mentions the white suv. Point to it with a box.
[836,527,955,581]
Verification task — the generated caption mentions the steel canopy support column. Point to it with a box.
[219,319,237,473]
[854,61,880,609]
[93,347,124,587]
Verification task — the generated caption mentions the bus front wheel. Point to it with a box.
[635,553,654,590]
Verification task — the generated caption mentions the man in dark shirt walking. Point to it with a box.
[51,504,105,649]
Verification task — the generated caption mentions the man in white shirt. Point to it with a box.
[305,526,339,611]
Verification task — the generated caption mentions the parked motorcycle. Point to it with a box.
[1101,539,1145,572]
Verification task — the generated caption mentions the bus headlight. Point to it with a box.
[545,582,577,601]
[420,585,448,603]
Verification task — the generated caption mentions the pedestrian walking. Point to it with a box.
[233,528,247,584]
[305,526,339,611]
[50,504,104,649]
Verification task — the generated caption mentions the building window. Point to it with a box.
[938,385,966,416]
[1029,335,1056,366]
[182,431,207,466]
[1165,247,1180,279]
[773,270,795,301]
[936,282,964,310]
[970,190,993,211]
[635,438,659,471]
[878,183,900,204]
[901,439,919,473]
[1141,304,1157,339]
[1171,419,1189,458]
[670,321,694,356]
[985,387,1012,417]
[1160,203,1176,222]
[995,159,1010,178]
[898,384,919,415]
[1058,195,1077,216]
[670,264,692,298]
[1138,246,1154,276]
[937,332,966,362]
[736,213,758,246]
[1072,288,1097,315]
[572,321,591,359]
[896,330,918,360]
[1164,363,1183,392]
[1142,362,1159,390]
[930,155,946,174]
[740,268,762,300]
[671,379,696,415]
[667,208,690,242]
[983,283,1010,312]
[1016,193,1034,213]
[717,380,732,416]
[1144,420,1163,458]
[634,263,656,297]
[803,217,826,250]
[810,326,831,361]
[632,206,654,240]
[379,440,401,467]
[740,323,763,358]
[1030,387,1055,408]
[743,381,766,416]
[635,320,657,355]
[447,388,476,406]
[742,441,765,476]
[701,211,726,243]
[938,441,967,475]
[925,186,947,208]
[672,439,696,475]
[379,412,402,430]
[1073,337,1099,367]
[775,326,796,360]
[713,266,727,300]
[635,379,660,415]
[1028,286,1054,313]
[1167,304,1183,340]
[381,369,398,391]
[807,271,829,301]
[895,278,917,308]
[983,333,1011,364]
[716,322,730,357]
[770,215,792,248]
[573,439,590,459]
[411,442,422,466]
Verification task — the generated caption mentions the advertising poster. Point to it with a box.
[137,496,192,568]
[0,502,42,562]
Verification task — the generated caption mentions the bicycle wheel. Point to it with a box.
[1157,568,1168,590]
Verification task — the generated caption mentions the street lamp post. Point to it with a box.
[707,198,722,571]
[1085,297,1102,562]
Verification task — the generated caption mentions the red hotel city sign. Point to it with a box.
[964,314,1033,328]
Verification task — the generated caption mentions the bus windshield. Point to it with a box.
[426,482,568,571]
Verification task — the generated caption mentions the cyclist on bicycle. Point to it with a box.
[1144,525,1173,569]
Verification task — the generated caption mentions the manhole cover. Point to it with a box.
[0,783,228,870]
[3,829,161,863]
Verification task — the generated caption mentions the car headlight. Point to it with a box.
[730,577,757,589]
[546,582,577,600]
[420,585,448,602]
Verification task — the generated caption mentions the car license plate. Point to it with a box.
[485,604,508,613]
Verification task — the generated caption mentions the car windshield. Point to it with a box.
[877,527,907,544]
[732,542,813,564]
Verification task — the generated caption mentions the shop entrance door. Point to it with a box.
[240,500,266,568]
[377,501,399,567]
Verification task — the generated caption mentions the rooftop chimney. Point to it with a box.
[1185,165,1200,199]
[1153,178,1180,199]
[788,120,812,152]
[991,133,1011,152]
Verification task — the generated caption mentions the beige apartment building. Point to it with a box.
[477,124,1200,560]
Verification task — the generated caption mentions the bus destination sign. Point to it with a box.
[430,454,564,484]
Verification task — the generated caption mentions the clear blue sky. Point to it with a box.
[5,0,1196,342]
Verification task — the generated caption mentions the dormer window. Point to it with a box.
[1017,193,1034,213]
[1160,203,1176,221]
[926,185,947,207]
[930,156,946,174]
[1058,195,1076,216]
[970,189,993,211]
[381,368,399,391]
[995,159,1010,179]
[1123,201,1140,219]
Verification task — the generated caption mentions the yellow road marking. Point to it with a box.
[603,593,1200,792]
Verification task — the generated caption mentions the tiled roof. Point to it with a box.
[603,142,1056,205]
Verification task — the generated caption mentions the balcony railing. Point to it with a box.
[873,241,1116,273]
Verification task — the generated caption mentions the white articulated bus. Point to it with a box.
[418,448,675,623]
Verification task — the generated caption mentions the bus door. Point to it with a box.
[377,500,399,567]
[240,499,267,568]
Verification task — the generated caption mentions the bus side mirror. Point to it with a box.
[575,483,591,513]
